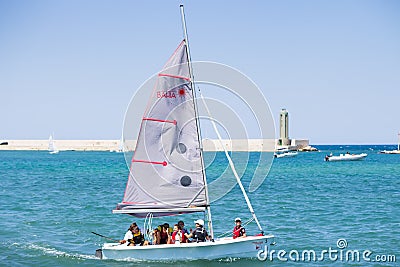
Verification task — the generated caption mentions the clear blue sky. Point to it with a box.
[0,0,399,144]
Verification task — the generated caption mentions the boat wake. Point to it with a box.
[113,256,245,263]
[9,242,98,260]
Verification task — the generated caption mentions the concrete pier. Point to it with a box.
[0,139,310,152]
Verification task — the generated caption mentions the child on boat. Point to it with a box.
[119,223,148,246]
[177,220,189,243]
[232,217,246,239]
[171,224,182,244]
[186,219,209,242]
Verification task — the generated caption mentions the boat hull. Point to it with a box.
[379,150,400,154]
[101,235,273,261]
[274,152,298,158]
[325,153,367,161]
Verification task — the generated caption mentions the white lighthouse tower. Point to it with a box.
[278,108,290,146]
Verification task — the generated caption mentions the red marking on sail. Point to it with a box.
[157,91,176,98]
[122,201,158,204]
[143,117,177,125]
[158,73,191,81]
[132,159,168,166]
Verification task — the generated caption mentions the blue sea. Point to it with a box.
[0,145,399,266]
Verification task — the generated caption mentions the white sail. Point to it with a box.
[48,135,59,154]
[114,41,208,216]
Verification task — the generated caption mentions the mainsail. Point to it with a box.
[114,40,208,217]
[48,135,58,154]
[48,135,55,151]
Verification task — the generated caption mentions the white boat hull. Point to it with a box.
[100,235,273,261]
[379,150,400,154]
[274,152,298,158]
[325,153,367,161]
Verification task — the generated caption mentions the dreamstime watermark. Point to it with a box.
[257,238,396,263]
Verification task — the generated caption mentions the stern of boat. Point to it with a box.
[95,248,103,259]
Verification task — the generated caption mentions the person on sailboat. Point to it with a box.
[171,224,183,244]
[178,220,189,243]
[119,222,136,244]
[130,227,147,246]
[119,223,147,246]
[151,227,160,245]
[232,218,246,239]
[158,224,171,244]
[186,219,209,242]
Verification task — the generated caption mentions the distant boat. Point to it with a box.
[324,153,367,162]
[48,135,59,154]
[110,136,125,153]
[298,145,318,152]
[274,151,298,158]
[379,132,400,154]
[379,150,400,154]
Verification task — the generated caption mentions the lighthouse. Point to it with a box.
[279,109,290,146]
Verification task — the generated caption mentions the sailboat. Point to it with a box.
[379,132,400,154]
[97,5,274,261]
[109,136,124,153]
[48,135,59,154]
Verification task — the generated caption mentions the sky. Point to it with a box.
[0,0,399,144]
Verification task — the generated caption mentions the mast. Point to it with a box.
[398,132,400,151]
[179,5,263,232]
[179,4,214,239]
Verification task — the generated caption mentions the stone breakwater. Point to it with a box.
[0,139,309,152]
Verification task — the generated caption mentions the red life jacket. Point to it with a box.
[171,231,181,243]
[233,225,244,239]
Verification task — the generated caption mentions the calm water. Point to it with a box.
[0,145,399,266]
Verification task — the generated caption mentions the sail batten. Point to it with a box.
[117,40,208,216]
[142,118,177,125]
[158,73,191,81]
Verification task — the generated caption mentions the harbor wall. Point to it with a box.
[0,139,310,152]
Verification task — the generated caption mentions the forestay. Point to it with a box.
[114,41,208,217]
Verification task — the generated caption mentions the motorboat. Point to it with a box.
[324,153,367,162]
[274,151,298,158]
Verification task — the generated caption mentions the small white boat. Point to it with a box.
[274,151,298,158]
[48,135,59,154]
[298,145,318,152]
[379,132,400,154]
[97,5,274,261]
[379,150,400,154]
[324,153,367,162]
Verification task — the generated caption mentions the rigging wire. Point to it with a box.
[143,212,153,241]
[196,85,264,233]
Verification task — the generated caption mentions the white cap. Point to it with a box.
[194,219,204,226]
[235,217,241,222]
